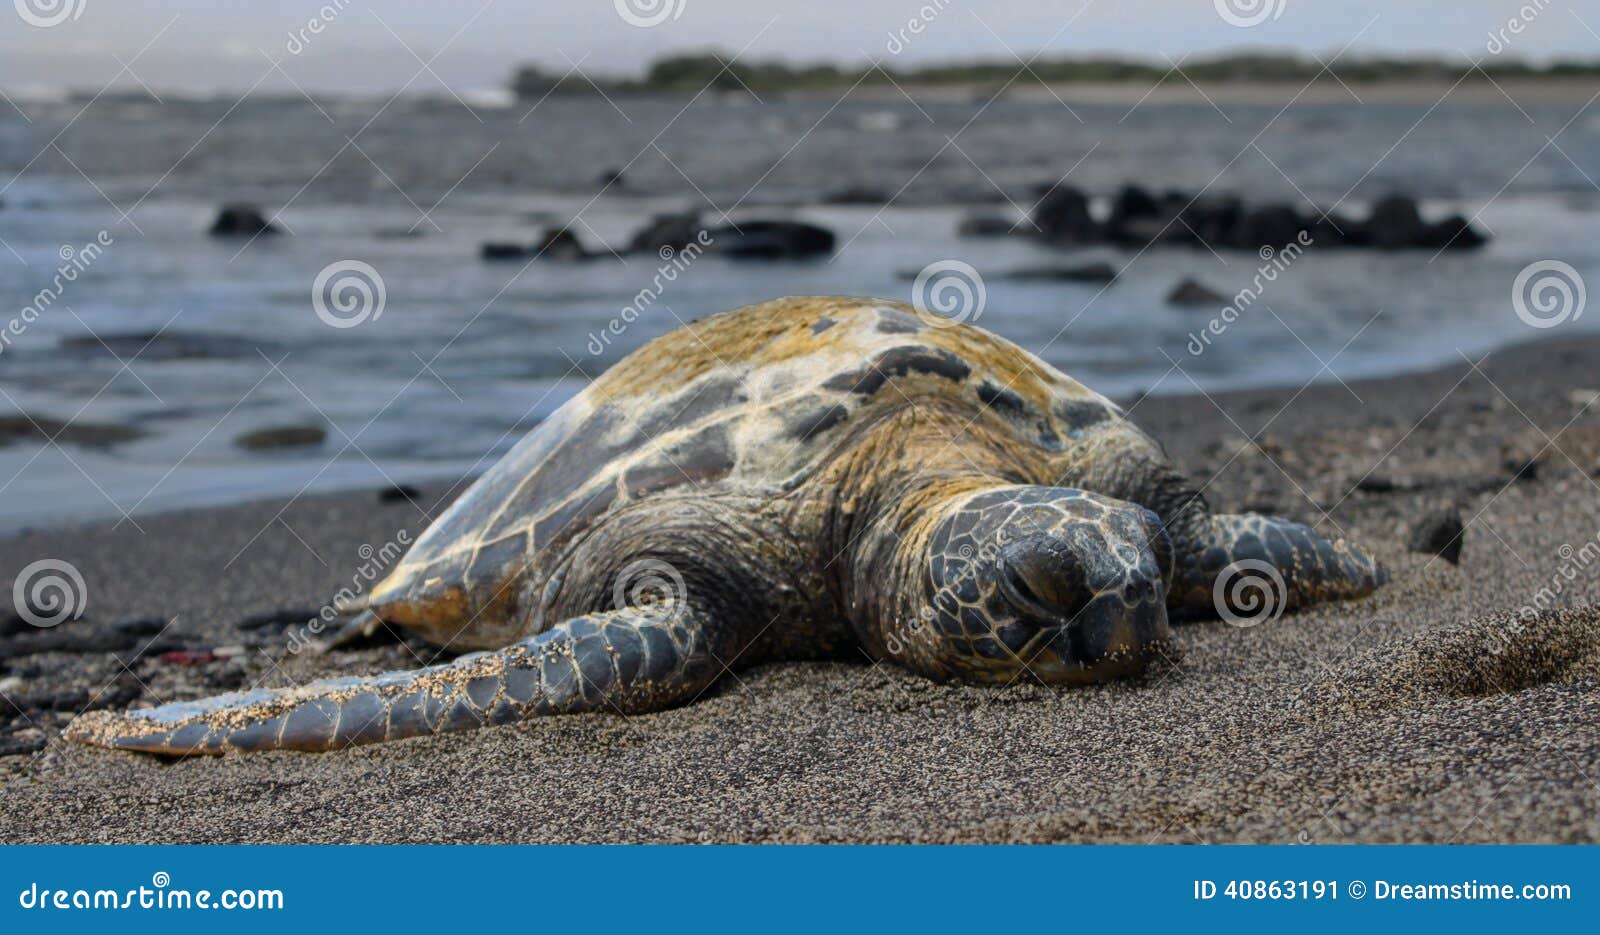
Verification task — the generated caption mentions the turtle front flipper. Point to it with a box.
[64,606,718,755]
[1170,513,1387,616]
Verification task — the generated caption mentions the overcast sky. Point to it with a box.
[3,0,1595,95]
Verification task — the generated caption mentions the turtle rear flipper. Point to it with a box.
[1171,513,1388,614]
[64,605,718,756]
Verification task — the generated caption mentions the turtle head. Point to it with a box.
[888,486,1174,684]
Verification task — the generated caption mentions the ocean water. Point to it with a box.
[1,91,1598,525]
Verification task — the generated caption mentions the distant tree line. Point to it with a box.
[511,51,1600,96]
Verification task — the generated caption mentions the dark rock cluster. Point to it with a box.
[965,185,1487,251]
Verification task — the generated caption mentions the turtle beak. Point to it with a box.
[1027,586,1171,683]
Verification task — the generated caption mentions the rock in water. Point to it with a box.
[1031,187,1097,242]
[1422,215,1487,249]
[208,203,281,237]
[709,220,834,259]
[996,262,1117,284]
[1231,203,1305,251]
[1166,278,1226,306]
[481,242,532,260]
[956,213,1014,238]
[235,425,326,451]
[1366,195,1430,249]
[1408,507,1465,564]
[628,211,707,254]
[535,227,592,261]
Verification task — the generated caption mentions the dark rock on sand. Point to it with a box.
[628,211,708,254]
[1031,187,1097,242]
[1166,278,1226,306]
[1,679,139,715]
[235,425,326,451]
[110,615,166,636]
[1501,432,1547,481]
[709,220,835,259]
[235,607,322,632]
[0,734,46,757]
[208,203,281,237]
[956,213,1015,237]
[0,625,169,657]
[1407,506,1465,564]
[996,262,1117,284]
[0,414,140,449]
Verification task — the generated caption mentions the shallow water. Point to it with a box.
[1,91,1598,525]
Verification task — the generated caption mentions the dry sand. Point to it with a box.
[3,335,1599,843]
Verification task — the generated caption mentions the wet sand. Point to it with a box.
[3,334,1599,843]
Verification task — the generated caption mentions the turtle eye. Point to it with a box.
[996,538,1092,622]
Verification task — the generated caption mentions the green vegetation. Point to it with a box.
[511,51,1600,97]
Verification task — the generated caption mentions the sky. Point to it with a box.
[1,0,1595,95]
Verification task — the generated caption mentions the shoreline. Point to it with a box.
[3,329,1599,842]
[7,329,1596,538]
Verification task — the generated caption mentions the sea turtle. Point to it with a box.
[67,296,1385,755]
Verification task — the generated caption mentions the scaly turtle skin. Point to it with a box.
[67,297,1386,755]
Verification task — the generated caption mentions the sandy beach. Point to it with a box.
[3,332,1598,844]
